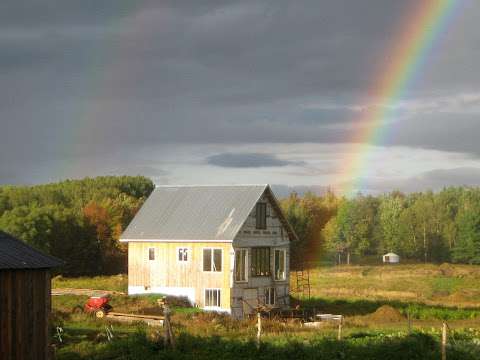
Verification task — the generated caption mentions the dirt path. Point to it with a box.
[51,288,126,296]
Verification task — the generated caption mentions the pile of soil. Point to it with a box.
[439,263,455,277]
[366,305,405,323]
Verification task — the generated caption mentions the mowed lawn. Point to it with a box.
[300,263,480,308]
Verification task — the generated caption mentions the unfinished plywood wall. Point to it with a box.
[128,242,232,309]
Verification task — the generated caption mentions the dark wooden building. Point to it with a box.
[0,231,62,360]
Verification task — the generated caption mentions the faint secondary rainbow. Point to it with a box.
[338,0,465,195]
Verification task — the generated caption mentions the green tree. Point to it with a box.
[379,193,404,254]
[453,190,480,264]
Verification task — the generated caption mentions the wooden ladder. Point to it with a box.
[294,266,311,299]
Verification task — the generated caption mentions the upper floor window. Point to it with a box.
[178,248,188,262]
[148,248,155,261]
[203,248,222,272]
[274,249,286,280]
[256,203,267,229]
[235,248,248,282]
[251,247,270,276]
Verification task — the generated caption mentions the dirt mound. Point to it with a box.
[366,305,405,322]
[439,263,455,277]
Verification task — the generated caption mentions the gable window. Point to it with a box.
[178,248,188,262]
[274,249,286,281]
[235,249,248,282]
[203,248,222,272]
[256,203,267,229]
[265,287,275,306]
[251,247,270,276]
[205,289,221,307]
[148,248,155,261]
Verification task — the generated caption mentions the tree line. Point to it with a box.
[281,187,480,266]
[1,176,479,275]
[0,176,154,275]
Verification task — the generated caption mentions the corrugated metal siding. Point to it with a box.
[121,185,268,241]
[0,231,63,270]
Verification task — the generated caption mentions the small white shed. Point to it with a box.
[383,252,400,264]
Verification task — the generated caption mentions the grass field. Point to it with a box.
[52,264,480,359]
[305,263,480,307]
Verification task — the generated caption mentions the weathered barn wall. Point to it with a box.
[0,269,51,360]
[128,241,233,310]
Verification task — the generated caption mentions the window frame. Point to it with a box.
[148,247,155,261]
[265,287,276,306]
[177,247,190,263]
[234,248,248,283]
[204,288,222,308]
[255,202,267,229]
[274,248,287,281]
[251,247,271,277]
[202,248,223,273]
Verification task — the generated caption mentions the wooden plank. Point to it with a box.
[26,271,34,360]
[45,271,52,360]
[107,312,165,320]
[0,271,13,360]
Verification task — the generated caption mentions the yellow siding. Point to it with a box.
[128,242,232,309]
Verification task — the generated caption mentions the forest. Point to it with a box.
[0,176,154,275]
[281,187,480,266]
[1,176,480,276]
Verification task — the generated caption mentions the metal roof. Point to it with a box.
[0,231,63,270]
[121,184,297,242]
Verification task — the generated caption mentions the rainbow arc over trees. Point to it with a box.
[338,0,464,195]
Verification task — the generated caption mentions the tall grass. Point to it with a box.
[298,297,480,320]
[56,330,480,360]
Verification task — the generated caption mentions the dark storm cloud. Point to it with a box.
[207,153,303,168]
[2,0,480,186]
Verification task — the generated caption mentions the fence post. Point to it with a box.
[441,322,447,360]
[337,317,343,341]
[256,311,262,349]
[407,311,412,334]
[158,297,175,350]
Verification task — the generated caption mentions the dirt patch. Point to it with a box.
[319,287,418,300]
[365,305,405,323]
[439,263,456,277]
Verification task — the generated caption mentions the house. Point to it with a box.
[120,184,297,318]
[0,230,63,360]
[383,252,400,264]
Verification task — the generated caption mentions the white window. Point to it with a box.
[177,248,188,262]
[274,249,286,280]
[205,289,221,307]
[148,248,155,261]
[203,248,222,272]
[235,249,248,282]
[265,287,275,306]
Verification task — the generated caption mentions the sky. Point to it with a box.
[1,0,480,195]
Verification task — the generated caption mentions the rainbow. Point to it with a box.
[339,0,466,195]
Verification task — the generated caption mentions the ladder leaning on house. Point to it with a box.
[292,264,311,299]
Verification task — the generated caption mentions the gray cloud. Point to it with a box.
[1,1,480,190]
[207,152,303,168]
[359,167,480,195]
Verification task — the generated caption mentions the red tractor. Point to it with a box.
[73,294,113,318]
